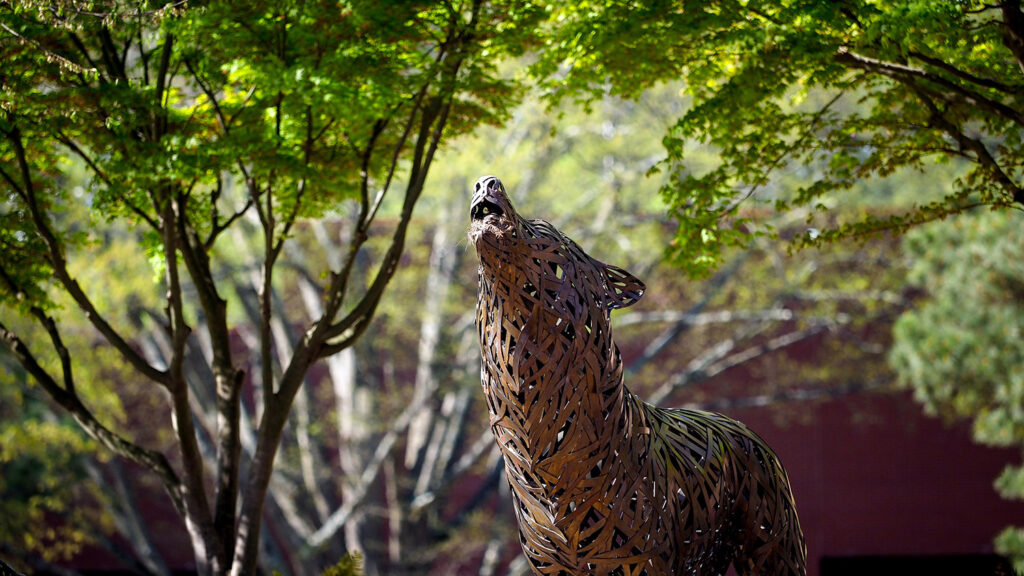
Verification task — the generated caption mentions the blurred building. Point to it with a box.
[731,390,1022,576]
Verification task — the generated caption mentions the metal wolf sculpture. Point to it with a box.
[469,176,807,576]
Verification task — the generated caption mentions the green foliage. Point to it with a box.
[0,361,108,564]
[319,553,364,576]
[996,527,1024,575]
[540,0,1024,277]
[890,209,1024,565]
[891,210,1024,442]
[0,0,544,310]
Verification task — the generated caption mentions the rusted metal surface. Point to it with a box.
[469,175,807,576]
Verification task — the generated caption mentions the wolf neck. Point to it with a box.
[479,270,637,477]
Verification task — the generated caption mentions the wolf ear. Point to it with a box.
[601,264,645,310]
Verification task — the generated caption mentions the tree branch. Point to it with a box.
[685,378,891,412]
[169,191,242,566]
[2,120,169,385]
[52,133,161,229]
[648,321,836,406]
[835,47,1024,129]
[184,58,231,135]
[1001,0,1024,74]
[305,383,426,550]
[616,308,797,328]
[65,30,103,78]
[29,307,75,395]
[152,33,174,140]
[908,49,1024,95]
[914,87,1024,205]
[723,91,844,215]
[85,459,173,576]
[97,26,128,82]
[624,253,747,378]
[319,90,457,357]
[205,198,254,251]
[0,320,185,518]
[160,192,224,574]
[253,186,277,404]
[0,21,95,75]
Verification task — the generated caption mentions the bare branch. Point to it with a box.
[789,288,908,307]
[649,321,836,406]
[84,459,173,576]
[0,320,185,517]
[305,388,424,549]
[616,308,797,328]
[405,202,462,470]
[685,378,892,412]
[411,430,497,512]
[625,254,748,378]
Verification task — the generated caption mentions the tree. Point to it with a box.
[0,1,542,574]
[539,0,1024,277]
[889,209,1024,571]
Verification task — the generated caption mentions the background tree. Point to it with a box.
[0,1,542,574]
[890,210,1024,571]
[540,0,1024,277]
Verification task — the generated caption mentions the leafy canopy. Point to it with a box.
[540,0,1024,277]
[1,0,538,314]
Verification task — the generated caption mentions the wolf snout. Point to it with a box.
[471,175,510,221]
[471,199,504,221]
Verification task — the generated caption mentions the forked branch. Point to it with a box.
[0,319,185,517]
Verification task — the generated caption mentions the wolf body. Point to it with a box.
[469,176,807,576]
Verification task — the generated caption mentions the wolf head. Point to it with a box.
[469,175,644,320]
